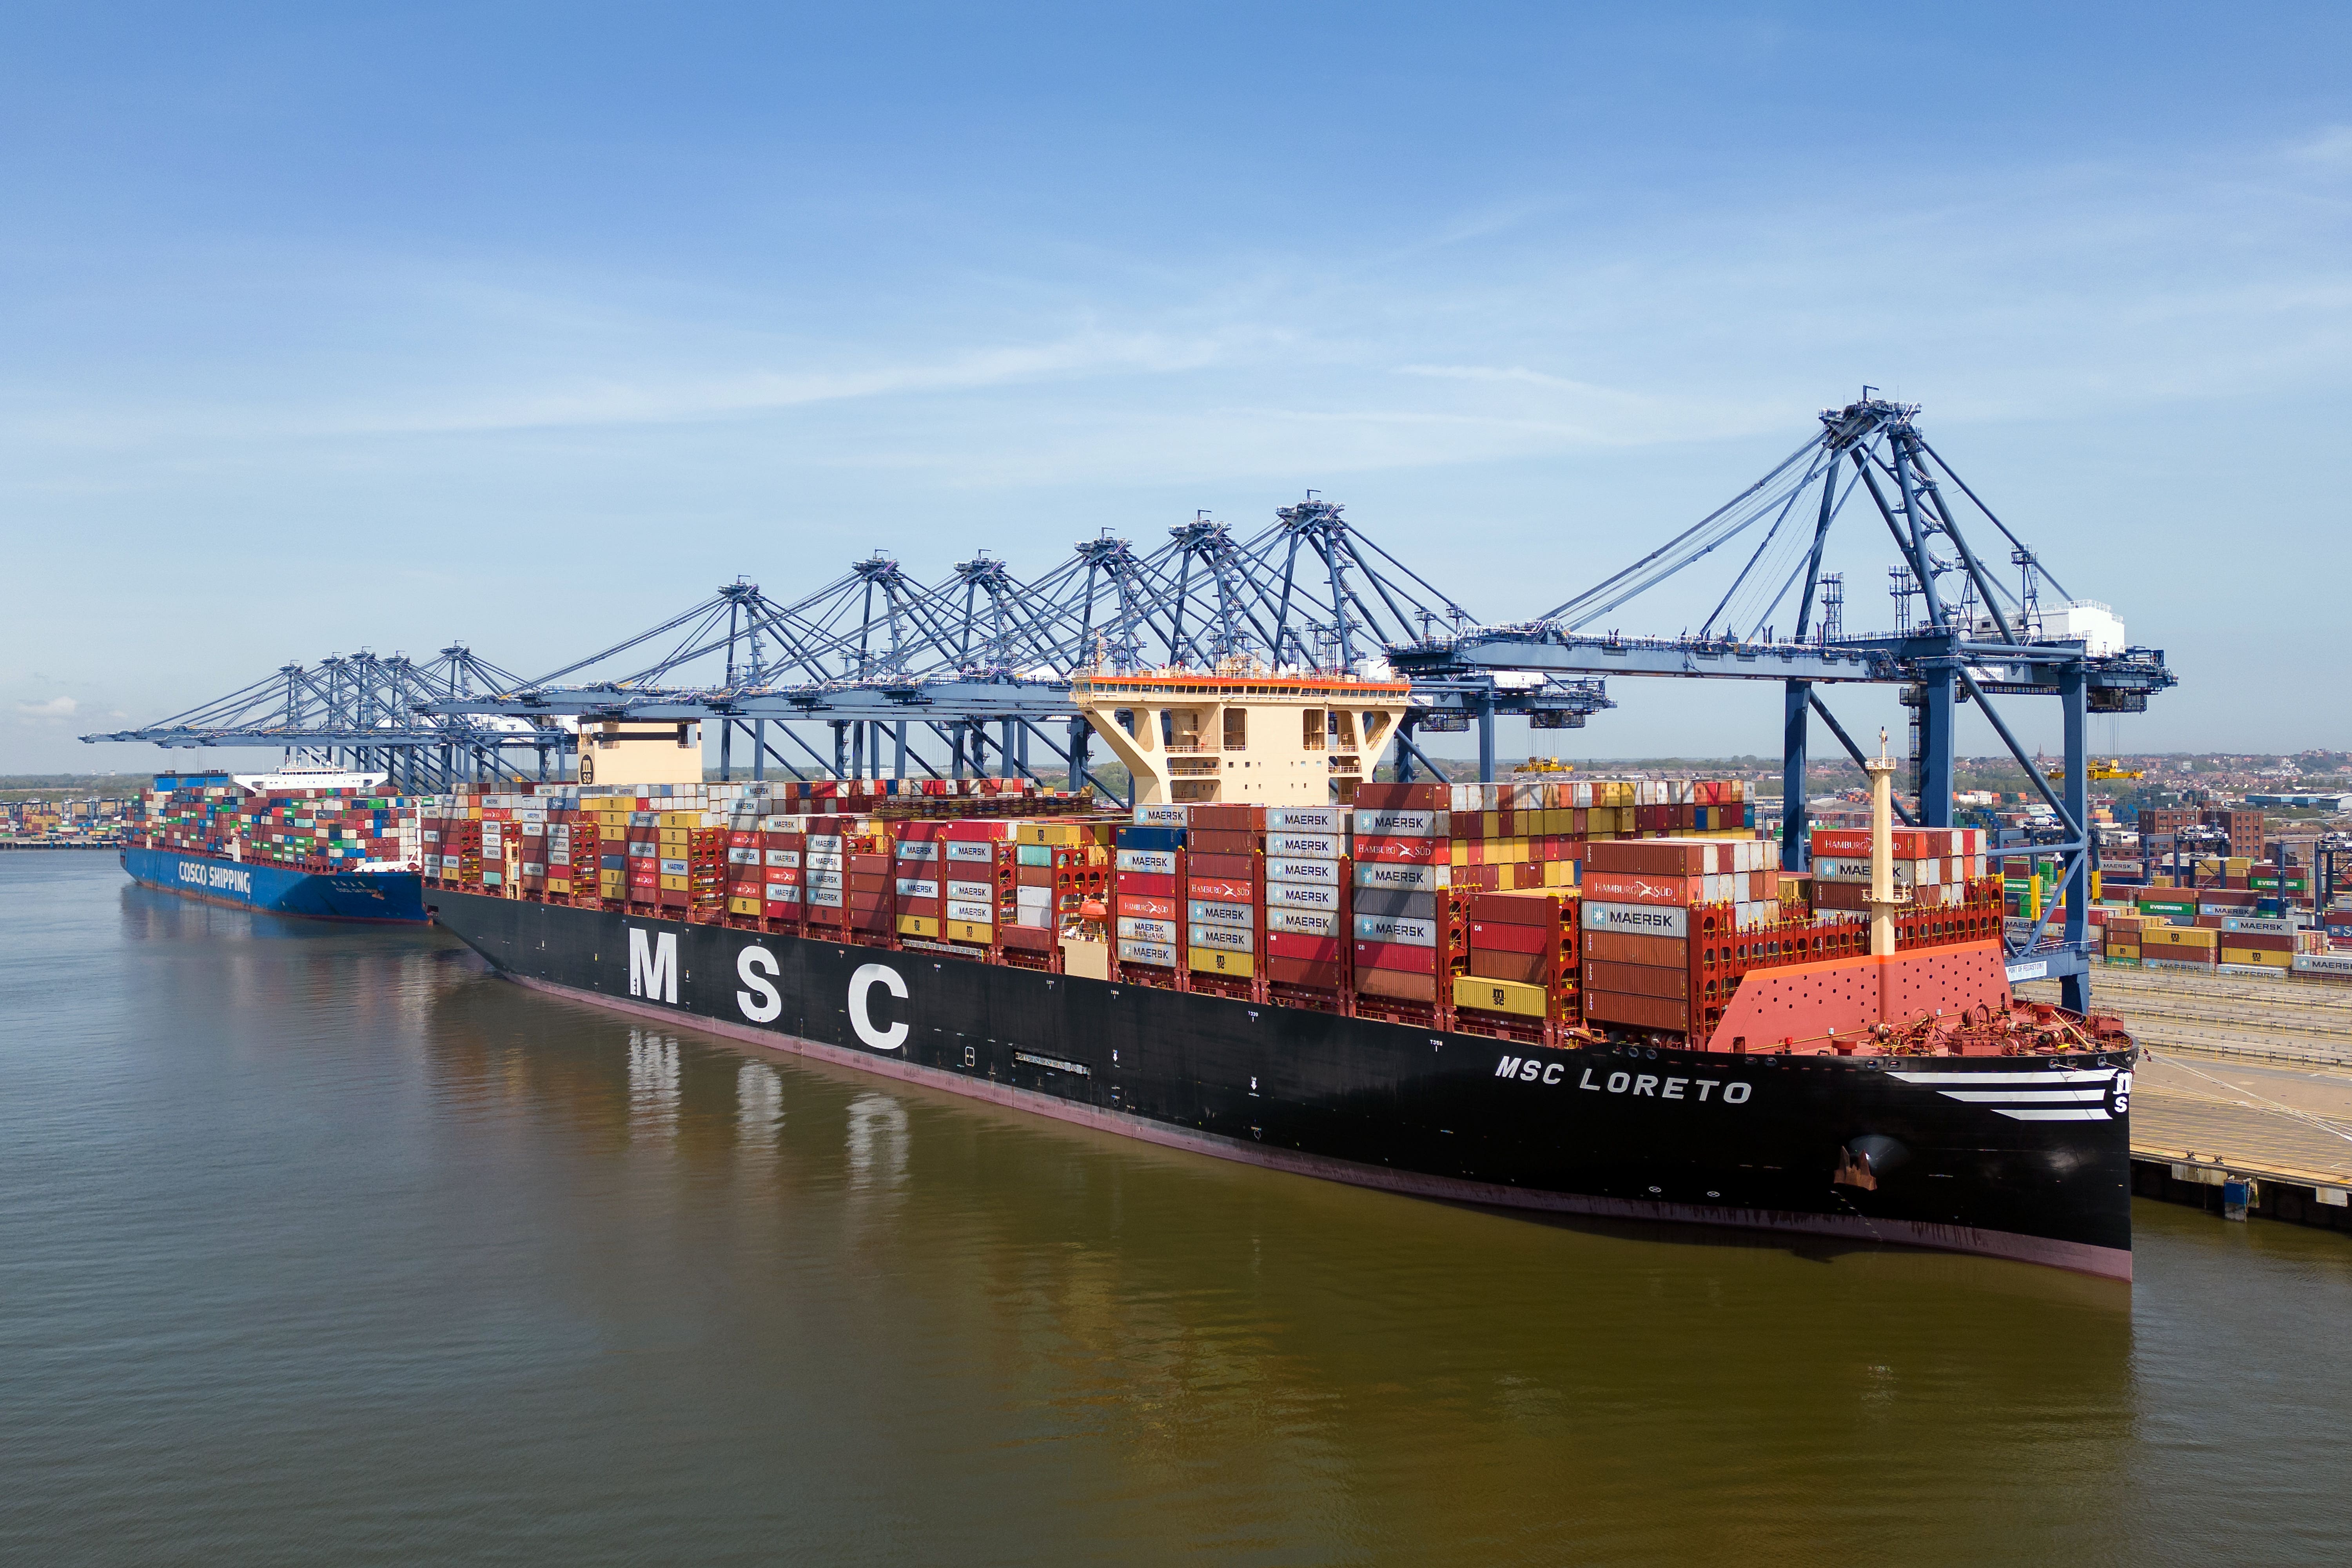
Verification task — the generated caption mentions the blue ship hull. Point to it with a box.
[121,846,427,924]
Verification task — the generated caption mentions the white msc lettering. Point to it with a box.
[736,946,781,1023]
[628,928,679,1004]
[1533,1062,1754,1106]
[849,963,909,1051]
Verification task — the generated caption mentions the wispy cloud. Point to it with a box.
[17,695,78,717]
[2291,125,2352,166]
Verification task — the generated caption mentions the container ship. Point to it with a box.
[420,674,2137,1278]
[121,772,428,923]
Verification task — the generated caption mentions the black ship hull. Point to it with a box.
[431,889,2134,1279]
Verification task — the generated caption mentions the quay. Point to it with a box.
[2027,967,2352,1234]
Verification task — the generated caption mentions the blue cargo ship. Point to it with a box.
[121,845,428,924]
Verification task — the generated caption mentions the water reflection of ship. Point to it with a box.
[409,973,2135,1550]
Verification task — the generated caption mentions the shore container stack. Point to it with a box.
[1263,805,1350,1004]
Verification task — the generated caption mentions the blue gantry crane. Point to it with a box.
[79,644,566,791]
[1386,394,2176,1009]
[414,499,1611,793]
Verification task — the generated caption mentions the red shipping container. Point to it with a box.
[1586,960,1689,999]
[1189,877,1256,902]
[1189,828,1259,857]
[1267,956,1344,989]
[1468,891,1560,926]
[1190,804,1267,831]
[1468,919,1550,954]
[1353,939,1437,973]
[1468,948,1546,984]
[1353,782,1447,811]
[1118,895,1178,919]
[1116,871,1177,897]
[1186,851,1256,878]
[1583,991,1690,1030]
[1266,931,1343,963]
[1357,967,1437,1002]
[1581,870,1705,907]
[1355,836,1442,864]
[1586,839,1709,876]
[1581,930,1686,968]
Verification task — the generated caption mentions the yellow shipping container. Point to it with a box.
[2220,947,2290,968]
[728,897,762,916]
[1018,823,1081,846]
[897,914,939,938]
[2145,926,2218,948]
[659,875,689,891]
[1190,946,1253,978]
[947,919,993,944]
[661,811,699,829]
[2106,944,2141,960]
[1453,974,1549,1018]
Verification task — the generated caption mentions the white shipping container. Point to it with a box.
[764,849,800,868]
[1267,882,1343,911]
[1266,857,1341,886]
[1581,901,1690,938]
[1118,916,1178,944]
[895,840,940,862]
[1265,908,1337,937]
[947,900,993,924]
[944,841,995,862]
[1265,831,1342,859]
[1188,900,1255,928]
[895,878,941,900]
[1132,804,1189,827]
[1265,806,1345,833]
[1118,939,1178,967]
[1116,848,1178,875]
[946,879,993,902]
[1191,924,1253,953]
[1354,914,1436,947]
[1356,861,1449,891]
[1353,808,1445,838]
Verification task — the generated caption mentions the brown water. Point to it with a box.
[5,851,2348,1565]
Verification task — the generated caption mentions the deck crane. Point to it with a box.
[1386,394,2176,1011]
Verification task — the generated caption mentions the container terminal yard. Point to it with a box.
[77,397,2352,1253]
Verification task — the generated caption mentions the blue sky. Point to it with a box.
[6,2,2347,773]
